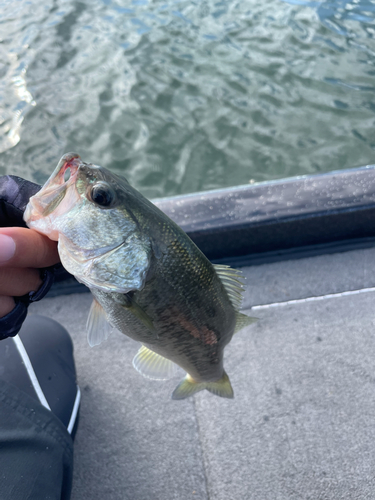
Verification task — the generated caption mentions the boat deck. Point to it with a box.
[30,246,375,500]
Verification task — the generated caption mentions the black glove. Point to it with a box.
[0,175,57,339]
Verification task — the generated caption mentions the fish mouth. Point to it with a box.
[24,153,82,231]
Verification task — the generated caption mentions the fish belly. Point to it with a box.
[91,288,227,383]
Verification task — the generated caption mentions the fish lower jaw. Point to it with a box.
[25,219,59,241]
[23,203,33,225]
[24,202,44,229]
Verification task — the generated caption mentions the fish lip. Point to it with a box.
[24,153,82,224]
[47,152,81,190]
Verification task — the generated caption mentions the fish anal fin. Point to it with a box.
[133,345,178,380]
[86,298,112,347]
[234,311,258,334]
[171,371,234,400]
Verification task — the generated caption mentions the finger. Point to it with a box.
[0,296,16,318]
[0,267,42,296]
[0,227,59,268]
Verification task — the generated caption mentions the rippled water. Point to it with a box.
[0,0,375,197]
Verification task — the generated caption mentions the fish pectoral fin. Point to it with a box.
[133,345,178,380]
[86,298,112,347]
[171,371,234,400]
[234,311,258,334]
[121,295,156,335]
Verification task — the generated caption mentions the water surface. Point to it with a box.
[0,0,375,197]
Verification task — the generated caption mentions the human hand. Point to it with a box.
[0,174,61,338]
[0,227,59,317]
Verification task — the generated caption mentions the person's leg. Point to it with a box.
[0,315,80,500]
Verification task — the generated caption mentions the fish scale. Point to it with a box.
[24,153,257,399]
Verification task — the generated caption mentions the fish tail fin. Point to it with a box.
[171,371,234,400]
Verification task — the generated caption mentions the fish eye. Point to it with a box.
[89,182,115,208]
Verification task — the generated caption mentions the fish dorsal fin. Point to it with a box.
[213,265,258,333]
[234,311,258,334]
[133,345,178,380]
[86,298,112,347]
[213,264,246,310]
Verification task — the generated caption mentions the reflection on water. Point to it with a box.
[0,57,36,153]
[286,0,375,32]
[0,0,374,197]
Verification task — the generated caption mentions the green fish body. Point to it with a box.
[24,153,256,399]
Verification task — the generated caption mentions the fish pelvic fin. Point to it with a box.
[133,345,178,380]
[234,311,258,334]
[86,298,112,347]
[171,371,234,400]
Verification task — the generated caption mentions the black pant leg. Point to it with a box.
[0,380,74,500]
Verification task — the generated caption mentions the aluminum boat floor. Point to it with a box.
[30,247,375,500]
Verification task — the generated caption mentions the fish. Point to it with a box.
[24,153,257,400]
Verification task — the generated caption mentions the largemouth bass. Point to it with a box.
[24,153,256,399]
